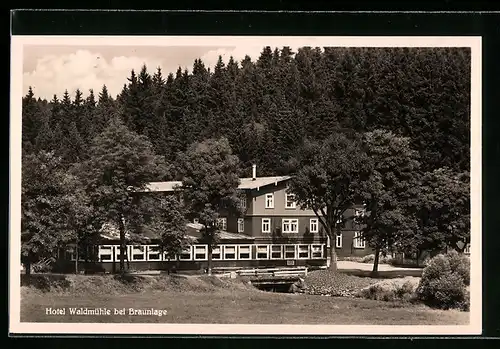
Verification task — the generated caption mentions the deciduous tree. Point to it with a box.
[411,168,470,254]
[79,117,167,274]
[357,130,421,273]
[178,137,243,275]
[21,151,72,275]
[289,132,371,271]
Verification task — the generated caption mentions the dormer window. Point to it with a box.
[285,193,296,209]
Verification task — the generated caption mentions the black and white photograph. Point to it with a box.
[9,36,482,335]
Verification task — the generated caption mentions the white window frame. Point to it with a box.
[297,244,310,259]
[237,218,245,233]
[193,245,208,261]
[68,245,86,262]
[240,196,247,210]
[311,244,324,259]
[130,245,147,261]
[179,246,193,260]
[353,231,366,249]
[211,246,222,260]
[285,193,296,209]
[284,245,297,259]
[270,245,283,260]
[114,245,127,262]
[261,218,271,233]
[98,245,114,262]
[223,245,237,260]
[310,218,319,233]
[147,245,161,261]
[282,219,299,234]
[256,245,269,260]
[265,193,275,209]
[217,217,227,231]
[163,250,177,261]
[336,233,343,248]
[238,245,252,260]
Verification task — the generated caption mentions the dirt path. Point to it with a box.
[337,261,422,272]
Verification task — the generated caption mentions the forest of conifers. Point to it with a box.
[22,46,471,177]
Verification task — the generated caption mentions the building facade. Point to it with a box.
[56,167,373,273]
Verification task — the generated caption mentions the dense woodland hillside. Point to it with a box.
[22,46,471,177]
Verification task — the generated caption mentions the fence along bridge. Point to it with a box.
[214,266,308,292]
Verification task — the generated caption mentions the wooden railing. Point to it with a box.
[214,266,308,278]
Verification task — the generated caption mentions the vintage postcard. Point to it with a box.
[9,35,482,335]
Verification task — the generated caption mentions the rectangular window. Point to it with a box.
[336,233,343,248]
[262,218,271,233]
[282,219,299,233]
[284,245,297,259]
[237,218,245,233]
[298,245,309,259]
[238,245,251,260]
[130,245,146,261]
[163,251,177,261]
[285,193,296,209]
[223,245,237,260]
[114,245,126,262]
[265,193,274,208]
[68,246,88,261]
[256,245,269,259]
[310,218,318,233]
[147,245,161,261]
[194,245,208,261]
[212,246,222,260]
[353,231,366,249]
[311,244,324,259]
[179,246,193,260]
[270,245,283,259]
[217,218,227,231]
[240,196,247,210]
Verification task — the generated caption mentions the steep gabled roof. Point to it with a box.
[144,176,291,193]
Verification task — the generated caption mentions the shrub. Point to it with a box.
[416,250,470,310]
[358,279,417,303]
[361,254,375,263]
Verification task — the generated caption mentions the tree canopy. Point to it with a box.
[20,46,472,272]
[178,137,243,274]
[288,132,372,270]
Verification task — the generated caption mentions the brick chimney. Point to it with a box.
[252,164,257,180]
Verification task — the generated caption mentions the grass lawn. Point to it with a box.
[21,280,469,325]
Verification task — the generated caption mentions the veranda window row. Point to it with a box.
[70,244,327,262]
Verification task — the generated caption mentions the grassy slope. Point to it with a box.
[20,274,469,325]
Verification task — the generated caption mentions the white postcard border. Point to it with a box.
[10,35,482,335]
